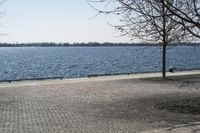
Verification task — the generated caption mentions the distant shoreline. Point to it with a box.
[0,42,200,47]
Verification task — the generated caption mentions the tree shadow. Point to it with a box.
[88,94,200,126]
[138,75,200,90]
[164,122,200,133]
[154,97,200,115]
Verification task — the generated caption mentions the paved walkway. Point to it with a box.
[0,72,200,133]
[142,122,200,133]
[1,70,200,88]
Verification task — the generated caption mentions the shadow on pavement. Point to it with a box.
[166,122,200,133]
[141,122,200,133]
[88,94,200,126]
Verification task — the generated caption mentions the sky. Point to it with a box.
[0,0,130,43]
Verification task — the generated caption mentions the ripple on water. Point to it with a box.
[0,46,199,80]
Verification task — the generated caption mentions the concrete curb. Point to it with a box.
[0,70,200,88]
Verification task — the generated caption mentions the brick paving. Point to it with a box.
[0,76,200,133]
[141,122,200,133]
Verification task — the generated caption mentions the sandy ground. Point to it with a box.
[0,72,200,133]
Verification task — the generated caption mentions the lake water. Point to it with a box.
[0,46,200,81]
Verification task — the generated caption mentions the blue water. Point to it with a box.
[0,46,200,80]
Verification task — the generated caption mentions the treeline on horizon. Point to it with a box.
[0,42,200,47]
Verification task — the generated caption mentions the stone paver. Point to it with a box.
[0,73,200,132]
[141,122,200,133]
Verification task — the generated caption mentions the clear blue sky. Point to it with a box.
[0,0,130,43]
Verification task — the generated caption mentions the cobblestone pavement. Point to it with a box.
[0,76,200,133]
[141,122,200,133]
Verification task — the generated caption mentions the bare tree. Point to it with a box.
[0,0,7,35]
[163,0,200,38]
[88,0,190,78]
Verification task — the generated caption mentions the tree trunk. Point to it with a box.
[162,0,167,79]
[162,43,166,78]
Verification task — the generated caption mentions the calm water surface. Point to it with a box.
[0,46,200,80]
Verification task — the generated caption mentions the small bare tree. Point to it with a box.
[88,0,190,78]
